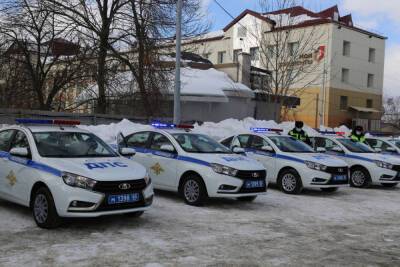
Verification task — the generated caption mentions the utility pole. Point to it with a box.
[173,0,183,124]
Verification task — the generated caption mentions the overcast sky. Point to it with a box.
[202,0,400,97]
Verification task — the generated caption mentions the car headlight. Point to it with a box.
[210,163,238,177]
[61,172,97,190]
[144,173,151,185]
[375,160,393,169]
[305,161,328,171]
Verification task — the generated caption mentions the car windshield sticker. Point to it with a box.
[85,162,128,170]
[150,162,164,175]
[6,170,17,186]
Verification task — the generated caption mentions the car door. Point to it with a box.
[246,135,277,181]
[122,131,153,169]
[0,129,16,199]
[146,133,178,189]
[3,130,34,204]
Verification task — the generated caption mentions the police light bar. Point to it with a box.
[251,127,283,133]
[16,119,81,125]
[318,130,345,136]
[151,122,194,130]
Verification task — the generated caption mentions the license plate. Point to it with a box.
[108,193,140,205]
[244,180,265,188]
[333,175,347,181]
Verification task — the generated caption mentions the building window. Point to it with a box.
[343,41,351,56]
[367,73,374,88]
[217,51,226,64]
[288,42,299,56]
[233,49,242,62]
[267,45,276,58]
[366,99,373,108]
[237,26,247,38]
[368,48,376,63]
[341,68,349,83]
[250,47,259,61]
[340,96,348,110]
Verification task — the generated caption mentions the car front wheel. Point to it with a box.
[350,168,370,188]
[182,175,207,206]
[32,187,61,229]
[278,169,303,194]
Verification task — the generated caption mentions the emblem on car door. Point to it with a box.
[150,162,164,175]
[6,170,17,186]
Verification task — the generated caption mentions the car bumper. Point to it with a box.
[204,171,268,198]
[302,168,349,188]
[377,170,400,183]
[54,183,154,218]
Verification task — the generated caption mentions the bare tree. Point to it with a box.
[383,96,400,126]
[0,0,90,110]
[256,0,327,121]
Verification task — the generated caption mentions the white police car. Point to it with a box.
[219,128,349,194]
[365,136,400,155]
[117,123,267,205]
[0,119,153,229]
[310,132,400,188]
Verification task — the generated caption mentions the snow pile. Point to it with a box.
[81,117,352,144]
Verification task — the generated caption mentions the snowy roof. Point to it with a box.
[77,67,253,103]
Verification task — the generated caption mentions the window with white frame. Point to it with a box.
[341,68,350,83]
[218,51,226,64]
[233,49,242,62]
[368,48,376,63]
[367,73,374,88]
[288,42,299,56]
[343,41,351,56]
[237,26,247,38]
[250,47,259,61]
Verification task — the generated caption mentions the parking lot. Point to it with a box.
[1,186,400,266]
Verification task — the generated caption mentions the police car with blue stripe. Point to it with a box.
[310,131,400,188]
[116,123,267,205]
[220,128,349,194]
[0,119,153,228]
[365,136,400,155]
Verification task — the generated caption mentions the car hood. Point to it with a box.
[350,153,400,164]
[41,157,147,181]
[287,153,348,167]
[186,153,265,171]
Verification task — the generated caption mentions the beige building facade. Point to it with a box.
[183,6,386,129]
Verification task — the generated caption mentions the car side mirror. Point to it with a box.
[160,144,175,153]
[232,147,245,154]
[316,147,327,153]
[261,145,274,152]
[10,147,29,157]
[385,147,396,153]
[119,147,136,156]
[331,146,343,153]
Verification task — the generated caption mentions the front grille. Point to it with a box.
[235,170,266,180]
[325,166,348,174]
[93,179,147,194]
[392,165,400,172]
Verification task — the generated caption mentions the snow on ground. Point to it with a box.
[1,186,400,266]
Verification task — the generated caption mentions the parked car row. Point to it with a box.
[0,119,399,229]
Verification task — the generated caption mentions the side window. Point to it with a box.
[315,137,337,151]
[220,136,234,148]
[150,133,174,151]
[126,132,151,148]
[10,131,30,150]
[0,130,15,152]
[250,136,269,150]
[232,135,251,148]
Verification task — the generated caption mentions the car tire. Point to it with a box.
[278,169,303,194]
[381,183,398,188]
[32,187,61,229]
[125,211,145,217]
[321,187,338,193]
[237,196,257,202]
[350,167,371,188]
[181,174,208,206]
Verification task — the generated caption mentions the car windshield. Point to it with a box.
[172,133,231,153]
[389,140,400,149]
[33,132,118,158]
[337,139,374,153]
[267,136,314,153]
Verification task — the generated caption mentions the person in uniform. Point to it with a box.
[288,121,311,146]
[350,125,366,143]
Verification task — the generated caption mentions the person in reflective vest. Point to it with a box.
[350,125,366,143]
[288,121,311,146]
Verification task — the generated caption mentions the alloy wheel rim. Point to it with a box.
[34,194,48,224]
[282,173,297,192]
[352,170,366,186]
[184,180,200,202]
